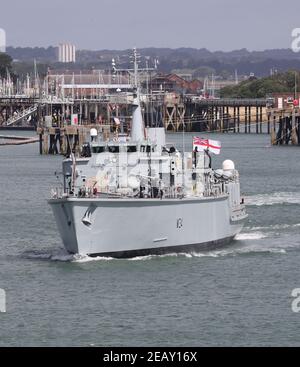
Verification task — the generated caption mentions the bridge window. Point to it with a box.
[140,145,155,153]
[127,146,137,153]
[108,146,119,153]
[92,146,106,153]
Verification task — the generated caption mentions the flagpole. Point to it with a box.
[182,121,185,196]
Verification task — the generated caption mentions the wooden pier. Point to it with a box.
[36,125,111,155]
[268,106,300,145]
[0,95,268,131]
[0,95,271,154]
[177,98,267,133]
[0,97,39,127]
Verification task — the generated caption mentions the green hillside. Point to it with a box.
[220,70,300,98]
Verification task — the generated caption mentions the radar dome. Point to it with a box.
[222,160,235,171]
[90,128,98,137]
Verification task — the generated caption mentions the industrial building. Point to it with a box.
[58,43,76,63]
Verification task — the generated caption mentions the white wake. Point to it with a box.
[245,192,300,206]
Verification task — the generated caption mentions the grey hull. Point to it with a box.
[49,196,246,258]
[81,236,235,258]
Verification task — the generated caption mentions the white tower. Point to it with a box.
[58,43,76,63]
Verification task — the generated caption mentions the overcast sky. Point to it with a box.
[0,0,299,51]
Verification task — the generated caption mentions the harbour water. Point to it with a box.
[1,130,300,346]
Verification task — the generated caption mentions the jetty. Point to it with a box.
[0,134,39,146]
[267,93,300,145]
[0,60,273,154]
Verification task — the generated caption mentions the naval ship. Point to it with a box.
[49,53,247,258]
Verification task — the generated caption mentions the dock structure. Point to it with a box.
[268,106,300,145]
[0,61,270,143]
[0,96,39,128]
[34,97,270,155]
[0,94,271,154]
[0,94,268,131]
[36,125,111,156]
[174,97,267,133]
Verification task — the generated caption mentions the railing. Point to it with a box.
[184,97,267,106]
[5,105,38,126]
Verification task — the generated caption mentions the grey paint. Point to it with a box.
[49,196,246,256]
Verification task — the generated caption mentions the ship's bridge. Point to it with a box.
[91,142,159,154]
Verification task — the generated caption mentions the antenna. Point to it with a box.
[72,72,75,100]
[295,71,298,100]
[130,48,145,141]
[132,47,140,89]
[34,59,39,97]
[112,58,117,73]
[182,117,186,196]
[112,58,117,83]
[211,74,215,99]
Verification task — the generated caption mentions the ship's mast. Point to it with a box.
[133,48,139,90]
[130,48,145,142]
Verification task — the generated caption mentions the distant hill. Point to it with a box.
[5,46,300,78]
[6,46,57,62]
[75,47,300,76]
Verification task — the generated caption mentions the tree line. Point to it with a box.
[220,70,300,98]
